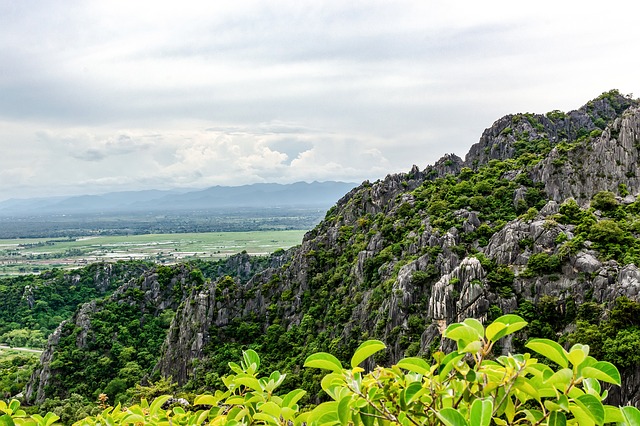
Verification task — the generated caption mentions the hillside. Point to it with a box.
[25,90,640,409]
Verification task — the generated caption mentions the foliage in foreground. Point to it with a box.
[5,315,640,425]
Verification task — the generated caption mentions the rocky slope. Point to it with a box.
[28,90,640,406]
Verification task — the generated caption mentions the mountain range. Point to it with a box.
[13,89,640,414]
[0,181,358,216]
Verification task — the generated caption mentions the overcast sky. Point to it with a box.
[1,0,639,201]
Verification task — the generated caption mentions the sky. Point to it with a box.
[1,0,639,201]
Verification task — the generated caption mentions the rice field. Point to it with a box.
[0,230,307,275]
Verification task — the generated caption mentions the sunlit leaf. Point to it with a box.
[397,357,430,376]
[282,389,307,408]
[581,361,621,385]
[574,394,604,425]
[305,352,344,372]
[436,407,469,426]
[470,399,492,426]
[485,314,527,342]
[445,323,482,343]
[621,406,640,426]
[350,340,386,368]
[526,338,568,368]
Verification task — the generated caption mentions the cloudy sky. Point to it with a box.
[1,0,639,201]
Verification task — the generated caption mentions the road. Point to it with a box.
[0,344,43,354]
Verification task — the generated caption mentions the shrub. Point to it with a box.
[20,315,634,426]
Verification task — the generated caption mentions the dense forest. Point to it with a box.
[3,90,640,424]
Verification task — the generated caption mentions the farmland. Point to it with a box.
[0,230,307,276]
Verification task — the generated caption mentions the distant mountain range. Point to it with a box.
[0,181,358,216]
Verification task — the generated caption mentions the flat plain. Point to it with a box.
[0,230,307,275]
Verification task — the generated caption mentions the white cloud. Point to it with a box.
[0,1,639,200]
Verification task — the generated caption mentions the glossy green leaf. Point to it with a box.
[0,415,14,426]
[568,405,595,426]
[194,394,219,406]
[526,338,568,368]
[445,323,482,343]
[397,357,431,376]
[310,401,339,426]
[548,410,566,426]
[460,340,483,354]
[574,394,604,425]
[621,406,640,426]
[544,368,573,390]
[463,318,485,338]
[337,396,351,425]
[350,340,386,368]
[235,376,263,391]
[485,314,527,342]
[603,405,624,424]
[253,412,280,425]
[436,407,469,426]
[470,399,492,426]
[242,349,261,373]
[282,389,307,408]
[305,352,344,372]
[149,395,171,416]
[403,382,426,405]
[581,361,621,385]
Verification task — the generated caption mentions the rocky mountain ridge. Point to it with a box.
[26,90,640,406]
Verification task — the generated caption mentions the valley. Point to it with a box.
[0,230,306,276]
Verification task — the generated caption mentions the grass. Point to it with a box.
[0,230,307,276]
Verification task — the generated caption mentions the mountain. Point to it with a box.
[25,90,640,408]
[0,181,358,216]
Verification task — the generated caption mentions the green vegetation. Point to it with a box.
[0,348,39,399]
[0,230,305,276]
[5,315,639,425]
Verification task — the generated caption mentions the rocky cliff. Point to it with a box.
[28,90,640,406]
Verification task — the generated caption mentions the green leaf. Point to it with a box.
[603,405,624,424]
[358,404,375,426]
[568,405,595,426]
[470,399,492,426]
[337,396,351,425]
[305,352,344,372]
[350,340,386,368]
[282,389,307,408]
[310,401,339,425]
[463,318,485,338]
[581,361,621,385]
[567,344,589,366]
[436,407,469,426]
[548,410,567,426]
[403,382,426,405]
[235,376,263,391]
[574,394,604,425]
[525,338,568,368]
[194,394,219,406]
[459,340,483,354]
[621,406,640,426]
[485,314,527,342]
[259,401,282,418]
[43,413,60,426]
[0,415,14,426]
[513,377,540,402]
[253,412,280,425]
[544,368,573,390]
[242,349,260,373]
[149,395,171,416]
[445,323,482,343]
[396,357,431,376]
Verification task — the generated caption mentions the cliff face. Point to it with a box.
[29,90,640,406]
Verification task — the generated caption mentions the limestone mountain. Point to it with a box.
[26,90,640,407]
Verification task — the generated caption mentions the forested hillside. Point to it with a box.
[18,90,640,421]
